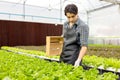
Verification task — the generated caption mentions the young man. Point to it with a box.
[60,4,89,67]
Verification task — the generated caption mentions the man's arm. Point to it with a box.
[74,46,87,67]
[74,23,89,67]
[78,46,87,60]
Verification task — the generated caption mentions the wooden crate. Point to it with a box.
[46,36,63,56]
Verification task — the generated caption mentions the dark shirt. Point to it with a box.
[62,18,89,47]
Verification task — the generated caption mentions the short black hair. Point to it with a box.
[64,4,78,15]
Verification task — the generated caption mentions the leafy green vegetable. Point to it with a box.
[0,50,118,80]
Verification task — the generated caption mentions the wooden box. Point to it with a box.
[46,36,63,56]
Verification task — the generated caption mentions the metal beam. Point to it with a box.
[87,4,114,13]
[100,0,120,4]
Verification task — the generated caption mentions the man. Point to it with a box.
[60,4,89,67]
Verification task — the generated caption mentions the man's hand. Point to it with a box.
[74,58,81,67]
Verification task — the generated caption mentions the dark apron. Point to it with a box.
[60,27,81,65]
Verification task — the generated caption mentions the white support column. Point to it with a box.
[23,0,28,20]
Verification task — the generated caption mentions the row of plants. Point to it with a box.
[0,50,118,80]
[1,46,59,59]
[88,44,120,48]
[14,44,120,59]
[87,44,120,59]
[83,55,120,71]
[1,46,120,72]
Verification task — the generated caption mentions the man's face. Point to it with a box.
[66,13,78,23]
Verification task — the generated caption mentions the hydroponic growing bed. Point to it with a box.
[0,46,120,80]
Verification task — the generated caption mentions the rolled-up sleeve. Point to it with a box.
[80,24,89,47]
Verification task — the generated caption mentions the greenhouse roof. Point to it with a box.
[1,0,120,12]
